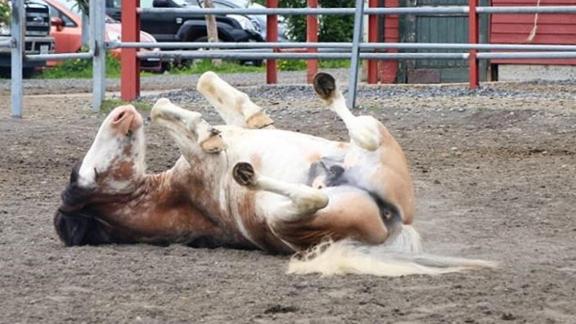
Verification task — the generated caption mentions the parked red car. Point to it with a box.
[43,0,162,71]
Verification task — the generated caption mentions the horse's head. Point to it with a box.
[54,105,146,246]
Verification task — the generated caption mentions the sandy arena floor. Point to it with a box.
[0,76,575,323]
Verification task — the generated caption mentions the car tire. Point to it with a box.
[0,67,35,78]
[192,36,262,67]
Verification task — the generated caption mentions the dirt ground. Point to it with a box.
[0,79,575,323]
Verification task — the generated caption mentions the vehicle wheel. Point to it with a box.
[23,68,35,79]
[241,39,263,66]
[190,36,211,66]
[0,67,9,78]
[191,36,262,66]
[0,67,35,78]
[241,59,263,67]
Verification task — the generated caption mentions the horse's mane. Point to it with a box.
[53,162,115,246]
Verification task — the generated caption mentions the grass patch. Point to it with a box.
[320,59,351,69]
[101,98,153,113]
[37,57,264,79]
[161,59,264,75]
[37,53,122,79]
[277,59,350,71]
[36,56,351,79]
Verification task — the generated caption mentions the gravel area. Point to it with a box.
[0,73,575,323]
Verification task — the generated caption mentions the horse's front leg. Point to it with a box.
[197,71,274,129]
[151,98,225,159]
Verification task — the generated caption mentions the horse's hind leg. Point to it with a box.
[313,73,384,151]
[313,73,415,224]
[232,162,328,223]
[233,162,402,250]
[197,71,274,129]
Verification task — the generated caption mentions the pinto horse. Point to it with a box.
[54,72,493,276]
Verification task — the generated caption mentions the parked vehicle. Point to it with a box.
[0,0,55,78]
[105,0,264,65]
[43,0,162,72]
[191,0,288,42]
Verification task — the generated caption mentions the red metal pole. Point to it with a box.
[468,0,479,89]
[306,0,318,84]
[121,0,140,101]
[367,0,379,84]
[266,0,278,84]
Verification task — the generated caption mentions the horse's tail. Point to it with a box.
[287,225,496,277]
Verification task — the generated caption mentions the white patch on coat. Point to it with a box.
[78,108,146,192]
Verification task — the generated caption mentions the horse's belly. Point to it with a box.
[223,128,347,183]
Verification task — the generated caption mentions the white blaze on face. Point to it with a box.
[78,105,146,193]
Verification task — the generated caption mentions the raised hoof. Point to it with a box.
[246,112,274,129]
[313,72,337,101]
[199,131,225,153]
[233,162,257,187]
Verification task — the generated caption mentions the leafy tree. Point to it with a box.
[0,0,10,27]
[279,0,355,42]
[73,0,89,15]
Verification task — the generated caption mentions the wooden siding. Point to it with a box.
[380,0,399,83]
[491,0,576,64]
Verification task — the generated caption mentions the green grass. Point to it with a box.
[36,58,264,79]
[101,98,152,113]
[162,59,264,75]
[36,54,122,79]
[36,56,351,79]
[277,59,350,71]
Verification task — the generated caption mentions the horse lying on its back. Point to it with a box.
[54,72,494,276]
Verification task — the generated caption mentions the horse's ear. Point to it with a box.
[53,209,113,246]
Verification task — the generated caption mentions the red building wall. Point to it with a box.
[380,1,399,83]
[491,0,576,64]
[368,0,399,83]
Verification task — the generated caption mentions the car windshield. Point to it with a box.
[58,0,82,15]
[172,0,188,6]
[189,0,253,8]
[56,0,117,22]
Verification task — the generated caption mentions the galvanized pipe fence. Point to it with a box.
[5,1,576,117]
[119,0,576,108]
[8,0,106,118]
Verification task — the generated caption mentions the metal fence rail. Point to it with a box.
[138,51,471,60]
[138,6,576,15]
[110,41,576,51]
[6,0,576,118]
[26,52,94,62]
[137,51,576,60]
[119,0,576,107]
[8,0,106,118]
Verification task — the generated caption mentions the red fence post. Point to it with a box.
[468,0,479,89]
[121,0,140,101]
[367,0,378,84]
[266,0,278,84]
[306,0,319,83]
